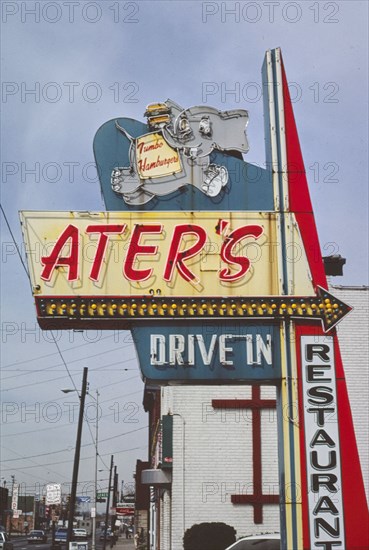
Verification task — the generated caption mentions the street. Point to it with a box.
[10,537,134,550]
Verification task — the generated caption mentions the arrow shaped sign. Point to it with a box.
[33,286,351,333]
[314,286,352,332]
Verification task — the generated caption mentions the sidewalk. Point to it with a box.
[114,536,135,549]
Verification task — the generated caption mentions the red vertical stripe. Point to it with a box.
[280,55,328,290]
[280,49,369,548]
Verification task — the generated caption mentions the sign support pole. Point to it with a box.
[263,48,303,549]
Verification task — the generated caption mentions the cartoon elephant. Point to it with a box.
[161,99,249,157]
[111,99,249,205]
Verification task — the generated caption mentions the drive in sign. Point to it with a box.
[19,47,369,550]
[133,322,281,383]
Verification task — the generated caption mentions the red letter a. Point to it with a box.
[41,224,79,281]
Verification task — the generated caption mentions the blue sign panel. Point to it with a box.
[76,496,91,503]
[132,321,281,384]
[93,118,273,212]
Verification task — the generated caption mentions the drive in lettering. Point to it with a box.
[150,332,272,367]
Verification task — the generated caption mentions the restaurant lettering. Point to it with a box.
[301,336,345,549]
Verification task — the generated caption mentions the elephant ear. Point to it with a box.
[169,106,250,157]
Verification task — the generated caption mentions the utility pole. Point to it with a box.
[112,467,118,533]
[102,456,113,550]
[8,476,15,537]
[66,367,88,549]
[91,390,99,550]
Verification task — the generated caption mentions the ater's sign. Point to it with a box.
[20,210,349,330]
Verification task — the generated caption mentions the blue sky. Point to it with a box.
[1,0,368,501]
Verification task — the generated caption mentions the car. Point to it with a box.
[0,532,13,550]
[225,534,281,550]
[54,528,68,543]
[99,528,112,541]
[27,531,47,544]
[73,529,87,540]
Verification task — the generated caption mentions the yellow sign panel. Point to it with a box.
[136,132,182,179]
[20,210,314,300]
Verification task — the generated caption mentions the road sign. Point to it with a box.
[120,496,135,503]
[77,496,91,503]
[96,492,108,498]
[11,484,19,511]
[69,543,88,550]
[116,505,135,516]
[46,484,61,505]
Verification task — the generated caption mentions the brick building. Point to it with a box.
[139,284,369,549]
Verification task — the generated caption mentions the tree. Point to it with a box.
[183,522,236,550]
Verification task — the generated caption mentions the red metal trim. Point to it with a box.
[333,334,369,549]
[280,54,327,290]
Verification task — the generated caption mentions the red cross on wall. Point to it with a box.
[212,386,279,524]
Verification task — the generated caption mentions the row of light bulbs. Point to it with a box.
[38,296,343,325]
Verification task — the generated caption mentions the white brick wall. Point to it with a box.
[330,285,369,502]
[162,386,280,549]
[158,286,369,548]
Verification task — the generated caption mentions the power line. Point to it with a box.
[1,332,131,370]
[0,444,71,482]
[0,444,147,472]
[1,385,141,432]
[1,344,133,381]
[1,357,137,392]
[0,204,30,279]
[0,426,148,463]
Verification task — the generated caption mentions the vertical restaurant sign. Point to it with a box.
[301,336,345,548]
[11,484,19,511]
